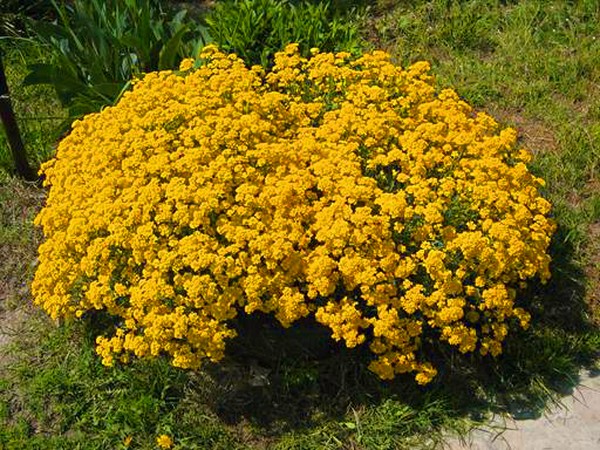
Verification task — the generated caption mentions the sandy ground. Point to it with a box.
[445,371,600,450]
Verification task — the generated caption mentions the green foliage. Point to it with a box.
[23,0,211,118]
[0,316,241,449]
[0,41,64,175]
[0,0,54,37]
[206,0,364,67]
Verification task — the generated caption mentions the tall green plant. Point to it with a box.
[23,0,211,118]
[206,0,364,67]
[0,0,54,37]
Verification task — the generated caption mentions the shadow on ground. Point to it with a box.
[179,221,598,437]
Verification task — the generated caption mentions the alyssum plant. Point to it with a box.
[33,45,555,384]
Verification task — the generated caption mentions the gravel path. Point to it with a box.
[445,371,600,450]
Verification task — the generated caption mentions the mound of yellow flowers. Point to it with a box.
[33,44,555,384]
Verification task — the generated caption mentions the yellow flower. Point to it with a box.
[156,434,173,449]
[33,44,555,384]
[178,58,195,71]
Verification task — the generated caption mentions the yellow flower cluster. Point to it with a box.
[32,44,555,384]
[156,434,173,449]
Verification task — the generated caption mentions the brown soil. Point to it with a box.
[0,178,45,359]
[584,222,600,325]
[485,106,558,155]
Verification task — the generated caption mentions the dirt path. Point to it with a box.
[445,371,600,450]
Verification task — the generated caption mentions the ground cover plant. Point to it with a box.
[0,0,599,448]
[33,44,556,385]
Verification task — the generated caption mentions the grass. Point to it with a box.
[1,0,599,448]
[0,317,242,449]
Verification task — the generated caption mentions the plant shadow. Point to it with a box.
[185,221,598,437]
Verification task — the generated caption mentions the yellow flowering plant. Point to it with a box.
[32,44,555,384]
[156,434,174,449]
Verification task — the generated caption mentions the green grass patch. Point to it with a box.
[0,314,242,449]
[0,177,43,307]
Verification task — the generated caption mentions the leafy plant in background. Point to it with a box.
[206,0,364,67]
[0,0,55,37]
[23,0,211,119]
[0,51,37,180]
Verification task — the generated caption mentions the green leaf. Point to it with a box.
[91,82,125,101]
[23,0,211,117]
[170,9,188,28]
[158,25,189,70]
[30,20,69,41]
[22,63,57,86]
